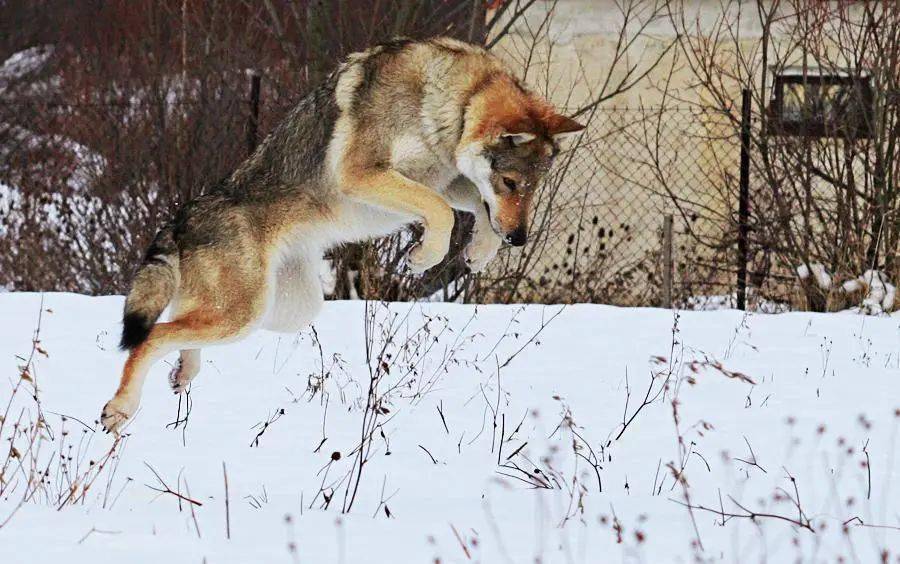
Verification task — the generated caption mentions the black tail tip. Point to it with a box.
[120,312,153,350]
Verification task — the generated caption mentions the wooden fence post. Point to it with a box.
[662,214,674,308]
[737,88,751,310]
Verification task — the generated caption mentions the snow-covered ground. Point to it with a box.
[1,293,898,562]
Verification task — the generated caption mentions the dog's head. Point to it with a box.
[457,78,584,247]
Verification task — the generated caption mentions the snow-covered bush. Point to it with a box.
[842,269,896,315]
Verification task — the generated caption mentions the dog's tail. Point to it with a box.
[120,224,179,350]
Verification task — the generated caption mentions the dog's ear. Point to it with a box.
[491,113,539,146]
[545,113,585,142]
[499,131,537,146]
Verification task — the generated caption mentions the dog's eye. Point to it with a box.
[503,177,518,191]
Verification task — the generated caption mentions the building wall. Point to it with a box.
[489,0,750,303]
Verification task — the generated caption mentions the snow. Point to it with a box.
[0,125,107,194]
[1,293,899,562]
[0,45,53,85]
[0,45,58,98]
[844,270,897,316]
[0,181,23,239]
[796,262,833,290]
[680,292,792,313]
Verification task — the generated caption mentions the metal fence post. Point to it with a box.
[737,88,751,311]
[247,72,262,156]
[662,214,673,308]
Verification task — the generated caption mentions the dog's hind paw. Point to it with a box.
[168,360,190,394]
[100,395,137,435]
[168,352,201,394]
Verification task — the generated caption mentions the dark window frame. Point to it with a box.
[767,70,874,139]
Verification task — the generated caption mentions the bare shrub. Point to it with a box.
[0,298,127,529]
[667,0,900,310]
[0,0,488,295]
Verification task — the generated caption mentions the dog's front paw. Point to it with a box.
[464,229,502,273]
[408,239,449,274]
[100,394,138,435]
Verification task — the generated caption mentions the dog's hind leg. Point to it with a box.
[263,255,325,334]
[101,267,267,434]
[164,297,202,395]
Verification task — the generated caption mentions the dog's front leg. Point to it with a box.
[344,169,455,273]
[445,176,502,272]
[465,207,503,272]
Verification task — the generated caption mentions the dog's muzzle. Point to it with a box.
[505,227,527,247]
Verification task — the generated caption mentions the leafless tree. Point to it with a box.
[667,0,900,310]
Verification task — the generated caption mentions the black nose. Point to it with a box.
[506,227,527,247]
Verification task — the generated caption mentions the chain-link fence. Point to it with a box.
[461,107,743,308]
[0,94,805,309]
[2,80,892,312]
[461,102,899,312]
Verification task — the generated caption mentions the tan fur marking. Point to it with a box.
[115,305,261,395]
[494,192,532,234]
[342,168,454,272]
[342,169,453,232]
[430,37,484,54]
[462,76,581,145]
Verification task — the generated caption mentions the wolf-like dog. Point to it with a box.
[101,37,584,433]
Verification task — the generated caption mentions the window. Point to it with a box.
[768,67,873,139]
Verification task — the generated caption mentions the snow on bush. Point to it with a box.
[0,45,54,91]
[795,261,832,290]
[843,269,897,315]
